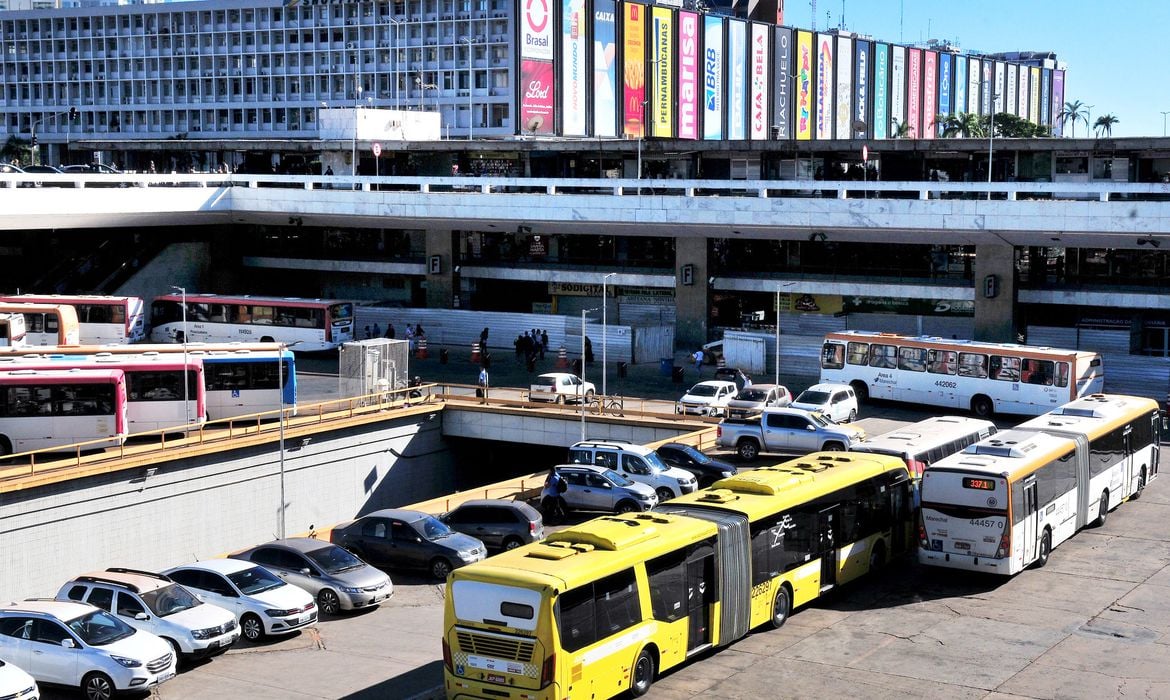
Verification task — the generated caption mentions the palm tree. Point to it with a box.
[1059,100,1088,138]
[939,112,984,138]
[1093,114,1119,138]
[0,135,28,164]
[890,119,913,139]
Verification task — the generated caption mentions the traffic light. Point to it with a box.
[69,106,78,122]
[30,134,37,147]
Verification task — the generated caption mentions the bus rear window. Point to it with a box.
[451,580,542,632]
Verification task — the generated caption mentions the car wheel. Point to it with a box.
[431,558,454,580]
[629,647,656,697]
[737,439,760,461]
[82,672,116,700]
[165,637,183,666]
[555,394,564,405]
[847,408,858,423]
[655,487,675,503]
[318,589,342,615]
[502,536,524,551]
[616,499,639,513]
[241,613,264,642]
[260,335,275,343]
[583,390,594,405]
[823,441,845,451]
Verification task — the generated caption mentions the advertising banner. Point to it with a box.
[521,0,553,61]
[621,3,646,137]
[815,32,833,139]
[1006,63,1018,116]
[855,40,870,137]
[593,0,618,137]
[520,59,556,134]
[773,27,793,139]
[750,23,770,139]
[1029,67,1040,126]
[1051,70,1065,136]
[1016,64,1028,120]
[994,61,1005,114]
[873,43,888,139]
[678,12,699,139]
[728,20,747,140]
[967,58,981,115]
[650,7,673,138]
[562,0,587,135]
[937,52,951,135]
[890,46,905,134]
[796,30,813,140]
[835,36,852,138]
[703,16,724,140]
[980,60,991,116]
[953,56,966,119]
[1040,67,1051,126]
[922,50,936,139]
[906,48,921,138]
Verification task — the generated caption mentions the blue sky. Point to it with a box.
[781,0,1169,137]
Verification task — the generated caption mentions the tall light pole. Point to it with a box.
[987,92,998,201]
[602,272,617,398]
[580,308,598,441]
[461,37,474,141]
[388,18,402,110]
[1162,111,1170,138]
[169,285,189,429]
[276,340,302,539]
[1085,104,1095,138]
[352,85,362,177]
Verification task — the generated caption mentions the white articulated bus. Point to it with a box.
[819,331,1104,417]
[919,394,1161,576]
[852,415,998,479]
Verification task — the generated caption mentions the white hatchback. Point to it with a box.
[164,560,318,643]
[0,656,37,700]
[677,380,739,417]
[528,372,596,404]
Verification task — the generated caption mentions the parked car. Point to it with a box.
[56,568,240,663]
[0,656,37,700]
[61,163,126,187]
[654,442,738,487]
[716,406,867,460]
[0,599,175,700]
[439,499,544,551]
[725,383,793,418]
[528,372,596,404]
[0,163,25,174]
[545,464,658,515]
[330,509,486,580]
[568,439,698,501]
[713,366,751,389]
[163,559,317,643]
[677,380,739,417]
[229,538,393,615]
[790,383,859,423]
[20,165,70,188]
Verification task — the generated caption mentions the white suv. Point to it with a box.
[0,599,175,700]
[568,439,698,502]
[791,383,859,423]
[677,380,739,417]
[57,568,240,663]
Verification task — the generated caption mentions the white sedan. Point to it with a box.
[0,657,36,700]
[528,372,596,404]
[677,380,739,417]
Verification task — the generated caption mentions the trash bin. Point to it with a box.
[439,348,449,365]
[617,361,628,379]
[671,366,685,384]
[659,358,673,377]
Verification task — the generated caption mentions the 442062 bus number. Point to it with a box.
[969,519,1003,529]
[934,380,958,389]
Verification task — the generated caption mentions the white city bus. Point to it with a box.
[0,302,81,346]
[149,293,354,352]
[0,294,146,344]
[0,368,129,455]
[852,415,998,479]
[819,331,1104,417]
[0,312,27,348]
[918,394,1161,575]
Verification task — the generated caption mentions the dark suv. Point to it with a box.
[440,499,544,551]
[330,508,486,580]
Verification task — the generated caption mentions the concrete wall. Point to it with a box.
[425,230,458,309]
[675,237,708,349]
[116,241,210,299]
[442,407,697,447]
[973,244,1017,342]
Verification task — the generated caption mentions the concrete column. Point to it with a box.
[973,243,1017,343]
[674,237,708,350]
[425,230,459,308]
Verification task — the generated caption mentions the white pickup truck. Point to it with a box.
[716,406,866,460]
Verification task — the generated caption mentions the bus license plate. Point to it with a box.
[487,673,505,684]
[953,541,971,550]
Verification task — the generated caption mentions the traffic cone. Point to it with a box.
[471,342,481,364]
[416,337,429,359]
[555,345,569,369]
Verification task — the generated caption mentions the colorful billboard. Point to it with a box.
[1051,70,1065,136]
[1040,67,1051,127]
[678,11,699,139]
[521,0,553,61]
[937,52,951,128]
[835,36,852,138]
[651,7,673,138]
[621,3,646,137]
[750,23,770,140]
[815,32,833,139]
[967,58,981,114]
[1016,64,1028,120]
[796,30,813,140]
[593,0,617,137]
[873,43,888,139]
[773,27,793,139]
[1029,67,1040,126]
[922,50,936,139]
[994,61,1005,114]
[906,48,921,138]
[890,46,905,134]
[1006,63,1018,116]
[728,19,747,140]
[980,60,991,115]
[953,56,967,119]
[562,0,587,135]
[520,59,555,134]
[703,16,724,140]
[855,40,870,137]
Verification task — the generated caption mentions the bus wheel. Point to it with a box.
[1034,529,1051,568]
[1093,491,1109,527]
[850,381,869,403]
[971,395,994,418]
[630,647,656,697]
[1132,468,1147,500]
[869,541,887,573]
[770,585,791,629]
[0,437,10,457]
[261,336,275,343]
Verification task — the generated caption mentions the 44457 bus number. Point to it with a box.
[969,519,1003,529]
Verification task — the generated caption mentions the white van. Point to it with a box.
[568,439,699,502]
[790,383,859,423]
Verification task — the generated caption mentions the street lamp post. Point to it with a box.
[602,272,617,398]
[168,285,189,429]
[1162,111,1170,138]
[276,340,302,539]
[987,92,999,201]
[461,37,474,141]
[581,308,598,441]
[1085,105,1095,137]
[352,85,362,177]
[388,18,402,110]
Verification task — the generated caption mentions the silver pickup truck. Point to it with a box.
[716,406,866,460]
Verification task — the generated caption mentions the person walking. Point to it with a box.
[386,323,396,339]
[405,324,415,353]
[692,348,705,375]
[476,366,489,401]
[372,322,381,339]
[540,470,568,523]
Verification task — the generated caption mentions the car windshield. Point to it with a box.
[736,389,769,401]
[602,469,634,487]
[676,445,711,464]
[306,544,365,574]
[141,583,201,617]
[688,385,718,397]
[69,609,136,646]
[796,390,831,404]
[642,452,669,472]
[227,566,285,595]
[414,515,455,540]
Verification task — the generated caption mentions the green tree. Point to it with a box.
[1093,114,1119,138]
[0,135,29,165]
[890,119,913,139]
[980,113,1050,138]
[1059,100,1088,138]
[938,112,985,138]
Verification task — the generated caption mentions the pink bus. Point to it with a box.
[0,368,129,455]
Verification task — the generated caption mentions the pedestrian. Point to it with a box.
[364,325,371,340]
[743,374,752,388]
[541,329,549,350]
[584,336,594,364]
[386,323,395,339]
[405,324,415,352]
[480,327,489,349]
[372,322,381,339]
[476,366,489,400]
[415,323,424,338]
[540,470,569,523]
[536,330,545,360]
[693,348,705,374]
[325,165,333,176]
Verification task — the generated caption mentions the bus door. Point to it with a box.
[1021,478,1038,564]
[817,505,837,592]
[685,550,715,654]
[1121,424,1135,497]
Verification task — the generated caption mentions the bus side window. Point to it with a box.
[927,349,957,375]
[846,342,869,365]
[821,343,845,370]
[958,352,987,378]
[645,550,687,622]
[555,585,596,652]
[1055,362,1070,387]
[869,344,896,369]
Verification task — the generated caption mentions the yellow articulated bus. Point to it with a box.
[442,452,912,700]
